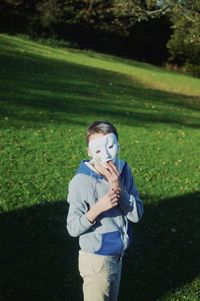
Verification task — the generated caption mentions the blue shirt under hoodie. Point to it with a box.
[67,159,143,256]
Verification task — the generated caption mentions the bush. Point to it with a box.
[167,15,200,77]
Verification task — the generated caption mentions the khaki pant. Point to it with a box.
[78,251,122,301]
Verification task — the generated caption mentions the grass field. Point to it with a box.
[0,33,200,301]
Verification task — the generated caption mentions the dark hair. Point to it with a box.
[86,121,118,144]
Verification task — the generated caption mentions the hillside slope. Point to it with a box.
[0,34,200,301]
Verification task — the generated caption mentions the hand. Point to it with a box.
[96,189,120,213]
[102,161,121,192]
[86,189,120,223]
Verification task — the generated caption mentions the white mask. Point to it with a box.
[88,133,119,166]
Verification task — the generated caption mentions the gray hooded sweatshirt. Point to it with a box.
[67,159,143,256]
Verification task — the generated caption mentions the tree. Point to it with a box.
[36,0,63,36]
[0,0,199,74]
[0,0,25,32]
[165,0,200,75]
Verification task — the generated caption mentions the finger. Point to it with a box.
[102,165,112,175]
[103,165,118,179]
[110,193,119,201]
[108,161,119,176]
[108,190,116,197]
[110,188,120,198]
[103,168,113,181]
[116,191,121,197]
[107,161,119,175]
[96,165,104,172]
[110,196,118,203]
[104,167,113,178]
[111,189,120,196]
[104,162,114,174]
[111,198,119,207]
[94,163,104,174]
[107,168,119,181]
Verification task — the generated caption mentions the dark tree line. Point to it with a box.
[0,0,199,75]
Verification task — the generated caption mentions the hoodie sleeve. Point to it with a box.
[66,176,95,237]
[119,164,144,223]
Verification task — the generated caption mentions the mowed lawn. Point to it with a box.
[0,34,200,301]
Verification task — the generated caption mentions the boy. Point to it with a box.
[66,121,143,301]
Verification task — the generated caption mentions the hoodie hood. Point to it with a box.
[76,159,126,179]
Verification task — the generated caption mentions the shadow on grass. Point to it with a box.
[121,191,200,301]
[1,192,200,301]
[0,52,200,129]
[0,201,81,301]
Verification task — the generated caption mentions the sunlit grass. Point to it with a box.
[0,33,200,301]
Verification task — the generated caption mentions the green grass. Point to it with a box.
[0,33,200,301]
